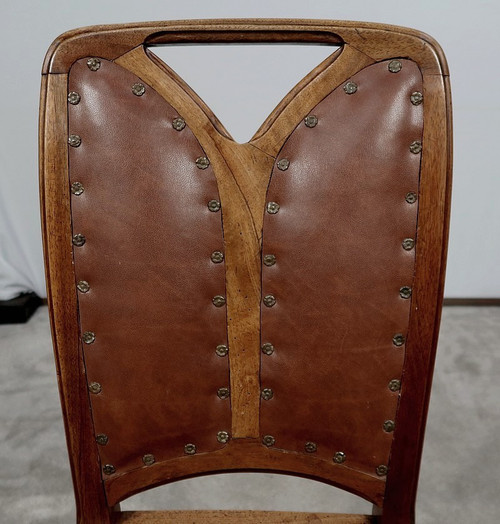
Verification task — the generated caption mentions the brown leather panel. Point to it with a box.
[68,58,231,479]
[261,60,423,477]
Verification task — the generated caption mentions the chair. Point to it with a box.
[39,19,452,523]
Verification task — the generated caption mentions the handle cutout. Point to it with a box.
[148,43,341,143]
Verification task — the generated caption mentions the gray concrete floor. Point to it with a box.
[0,306,499,523]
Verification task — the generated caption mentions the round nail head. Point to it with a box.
[261,342,275,356]
[142,454,155,466]
[388,379,401,392]
[410,91,423,105]
[132,83,146,96]
[333,451,346,464]
[172,117,186,131]
[196,156,210,169]
[67,91,81,105]
[217,430,230,444]
[262,435,275,447]
[409,141,422,154]
[212,295,226,307]
[184,443,196,455]
[77,280,90,293]
[87,58,101,71]
[388,60,402,73]
[343,81,358,94]
[277,158,290,171]
[304,115,318,128]
[392,333,406,347]
[216,344,228,357]
[68,134,82,147]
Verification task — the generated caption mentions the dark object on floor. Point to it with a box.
[0,292,42,324]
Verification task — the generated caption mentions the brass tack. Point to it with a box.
[409,141,422,154]
[131,83,145,96]
[262,435,275,447]
[261,342,274,356]
[77,280,90,293]
[142,454,155,466]
[196,156,210,169]
[211,251,224,263]
[402,238,415,251]
[263,254,276,267]
[82,331,95,344]
[263,294,276,307]
[88,382,102,394]
[277,158,290,171]
[399,286,412,299]
[217,430,230,444]
[68,134,81,147]
[304,115,318,128]
[71,182,84,196]
[172,117,186,131]
[102,464,115,475]
[67,92,80,105]
[215,344,228,357]
[405,191,417,204]
[212,295,226,307]
[376,465,388,476]
[217,387,230,400]
[266,202,280,214]
[383,420,395,433]
[184,443,196,455]
[343,81,358,94]
[72,234,86,247]
[96,434,108,446]
[86,58,101,71]
[208,200,221,212]
[388,379,401,392]
[305,441,317,453]
[388,60,402,73]
[410,91,423,105]
[261,388,274,401]
[392,333,406,347]
[333,451,346,464]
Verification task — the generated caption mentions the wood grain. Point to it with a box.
[380,72,453,524]
[39,74,112,523]
[104,440,385,507]
[116,510,376,523]
[43,19,448,76]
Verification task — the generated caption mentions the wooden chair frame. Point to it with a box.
[39,19,452,523]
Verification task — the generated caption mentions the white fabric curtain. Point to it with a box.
[0,158,45,301]
[0,30,45,301]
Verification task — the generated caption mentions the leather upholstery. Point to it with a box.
[261,60,423,477]
[68,58,231,476]
[67,56,423,482]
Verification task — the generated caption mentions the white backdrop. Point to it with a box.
[1,0,499,300]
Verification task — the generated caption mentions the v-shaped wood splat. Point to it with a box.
[114,44,374,438]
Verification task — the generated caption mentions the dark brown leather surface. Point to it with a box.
[67,55,424,485]
[68,58,230,477]
[261,60,423,477]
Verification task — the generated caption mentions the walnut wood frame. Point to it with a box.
[39,19,452,524]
